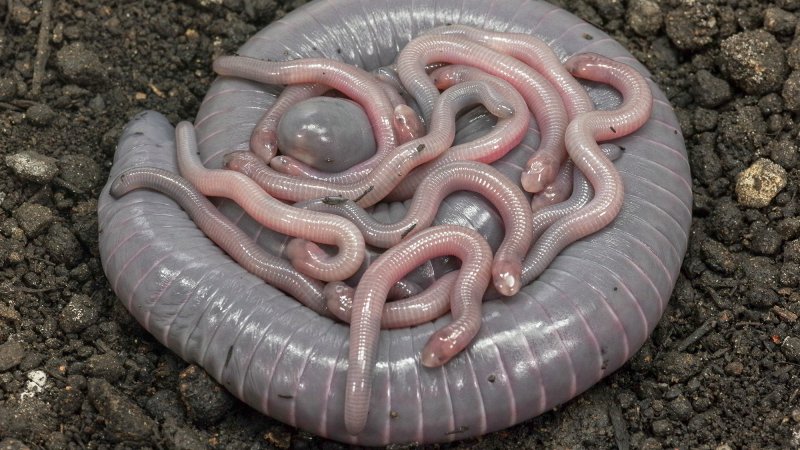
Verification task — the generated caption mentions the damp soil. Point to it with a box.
[0,0,799,449]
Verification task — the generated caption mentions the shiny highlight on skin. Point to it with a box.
[98,1,690,445]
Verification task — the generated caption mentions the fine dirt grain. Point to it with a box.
[0,0,799,449]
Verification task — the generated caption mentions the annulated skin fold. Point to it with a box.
[97,0,691,446]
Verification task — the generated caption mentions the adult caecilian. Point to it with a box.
[98,0,691,446]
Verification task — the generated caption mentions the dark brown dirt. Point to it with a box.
[0,0,799,449]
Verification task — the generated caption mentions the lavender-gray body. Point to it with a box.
[97,0,691,445]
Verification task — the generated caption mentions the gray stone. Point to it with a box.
[0,77,16,102]
[55,43,106,86]
[45,223,83,267]
[781,336,800,362]
[58,294,99,333]
[13,203,55,238]
[87,379,156,442]
[692,70,731,108]
[651,419,673,437]
[5,151,58,184]
[10,4,32,25]
[627,0,662,36]
[58,154,102,193]
[764,7,796,35]
[25,103,55,127]
[0,339,24,372]
[84,353,125,383]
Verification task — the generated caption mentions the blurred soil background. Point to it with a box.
[0,0,799,448]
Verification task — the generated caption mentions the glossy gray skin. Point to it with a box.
[277,97,377,172]
[97,0,692,446]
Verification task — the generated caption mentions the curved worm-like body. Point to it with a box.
[108,167,328,315]
[98,0,691,445]
[396,33,568,192]
[531,144,623,243]
[389,68,530,200]
[175,121,365,282]
[214,55,396,162]
[520,52,654,285]
[300,160,533,296]
[326,272,458,329]
[346,225,493,434]
[224,79,520,206]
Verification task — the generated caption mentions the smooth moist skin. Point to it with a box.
[97,0,692,446]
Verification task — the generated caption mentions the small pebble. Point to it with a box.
[145,390,185,422]
[55,43,106,86]
[89,94,106,112]
[708,200,744,244]
[25,103,55,127]
[656,351,702,383]
[718,106,767,155]
[591,0,624,21]
[243,0,278,21]
[724,361,744,376]
[0,339,25,372]
[627,0,662,36]
[10,4,33,25]
[782,70,800,112]
[43,432,69,450]
[720,30,788,95]
[693,108,718,132]
[665,3,718,50]
[651,419,673,437]
[58,294,100,333]
[84,353,126,383]
[161,420,208,450]
[179,365,235,426]
[779,0,800,10]
[0,303,21,323]
[45,223,83,267]
[781,336,800,362]
[779,261,800,286]
[764,7,797,35]
[747,226,782,256]
[0,77,16,102]
[768,139,798,169]
[87,379,156,442]
[735,158,788,208]
[701,239,737,275]
[58,154,102,193]
[669,396,694,422]
[4,151,59,184]
[778,217,800,240]
[785,239,800,263]
[13,203,55,238]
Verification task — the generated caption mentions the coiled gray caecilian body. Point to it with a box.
[97,0,691,446]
